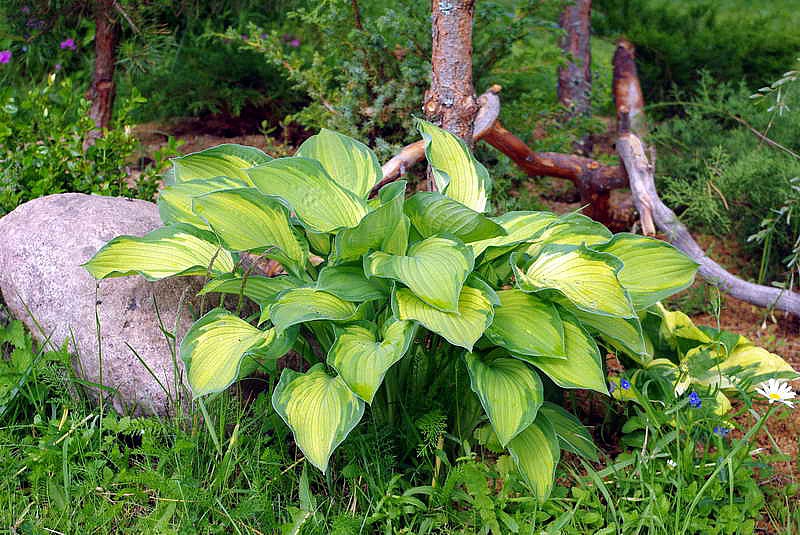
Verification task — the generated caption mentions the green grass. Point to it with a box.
[2,309,799,534]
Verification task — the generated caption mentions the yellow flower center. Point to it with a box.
[769,393,781,400]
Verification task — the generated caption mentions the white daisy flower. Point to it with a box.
[755,378,796,408]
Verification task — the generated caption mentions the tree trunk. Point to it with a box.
[424,0,479,147]
[613,38,646,137]
[84,0,118,148]
[557,0,593,154]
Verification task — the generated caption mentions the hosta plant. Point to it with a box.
[84,120,700,501]
[610,303,798,416]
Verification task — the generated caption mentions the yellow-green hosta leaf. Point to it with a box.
[471,211,557,258]
[333,181,408,263]
[405,192,505,242]
[719,339,799,385]
[393,284,494,351]
[83,223,234,281]
[192,187,308,275]
[296,128,381,197]
[594,233,698,309]
[485,290,566,358]
[656,304,712,346]
[464,352,544,446]
[365,236,474,312]
[514,244,635,318]
[416,118,490,212]
[198,273,305,322]
[527,212,612,252]
[181,308,295,397]
[170,144,272,183]
[538,402,598,461]
[316,265,389,302]
[568,305,651,363]
[508,415,560,503]
[272,364,365,473]
[306,229,331,255]
[269,288,358,333]
[525,312,609,394]
[158,176,248,227]
[248,157,368,233]
[327,319,417,403]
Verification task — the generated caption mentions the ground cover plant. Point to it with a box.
[82,120,798,506]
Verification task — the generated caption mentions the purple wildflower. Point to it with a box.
[0,50,11,64]
[21,5,30,14]
[289,38,301,47]
[688,391,702,408]
[608,381,615,393]
[241,34,249,41]
[54,63,62,71]
[60,38,77,51]
[713,426,730,437]
[620,378,631,390]
[260,33,268,39]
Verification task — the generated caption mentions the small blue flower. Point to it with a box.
[713,426,730,437]
[688,391,702,408]
[620,378,631,390]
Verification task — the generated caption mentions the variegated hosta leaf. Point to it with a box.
[365,236,474,312]
[158,176,248,227]
[170,144,272,183]
[464,352,543,446]
[594,233,698,309]
[269,288,358,333]
[83,223,234,281]
[192,187,308,274]
[484,290,566,358]
[569,305,652,364]
[416,118,490,212]
[332,181,409,263]
[272,364,365,473]
[471,211,558,259]
[295,128,381,198]
[524,312,609,394]
[526,212,612,255]
[327,319,417,403]
[316,265,389,302]
[405,192,505,242]
[722,340,798,381]
[198,273,305,323]
[181,308,295,397]
[393,284,494,351]
[248,157,368,233]
[306,229,331,255]
[513,244,635,318]
[656,304,712,346]
[538,402,598,461]
[508,415,560,503]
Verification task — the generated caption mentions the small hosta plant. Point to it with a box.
[610,303,798,416]
[85,120,700,501]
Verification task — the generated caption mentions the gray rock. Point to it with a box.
[0,193,201,415]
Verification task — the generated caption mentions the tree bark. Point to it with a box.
[84,0,118,148]
[613,38,646,137]
[424,0,479,147]
[557,0,593,154]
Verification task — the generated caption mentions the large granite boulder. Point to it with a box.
[0,193,200,415]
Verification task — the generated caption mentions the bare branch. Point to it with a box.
[621,132,800,315]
